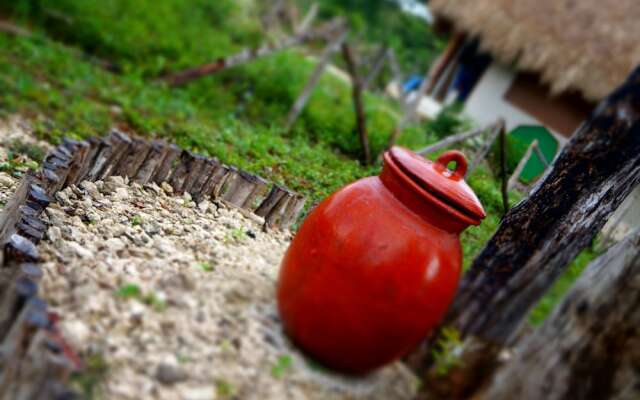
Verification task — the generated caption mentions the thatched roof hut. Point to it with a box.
[429,0,640,100]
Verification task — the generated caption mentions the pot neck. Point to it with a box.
[379,158,475,235]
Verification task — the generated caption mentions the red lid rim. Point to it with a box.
[384,152,483,226]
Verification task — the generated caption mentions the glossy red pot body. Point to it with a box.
[277,147,485,373]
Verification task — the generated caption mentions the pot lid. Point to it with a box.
[388,147,486,221]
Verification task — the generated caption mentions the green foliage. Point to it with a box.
[130,215,142,226]
[0,0,260,75]
[431,326,463,377]
[198,262,214,272]
[297,0,445,74]
[528,244,601,325]
[271,355,293,378]
[215,379,235,397]
[70,353,108,399]
[114,283,142,299]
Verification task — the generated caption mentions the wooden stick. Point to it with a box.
[222,170,261,207]
[285,25,348,132]
[280,194,306,229]
[507,140,538,191]
[114,138,152,179]
[533,143,550,168]
[0,20,31,37]
[416,123,498,155]
[387,33,465,148]
[151,144,181,184]
[466,120,504,178]
[255,185,289,218]
[168,151,197,194]
[362,46,388,91]
[295,2,318,35]
[499,126,510,214]
[165,14,337,86]
[133,141,168,185]
[341,42,372,165]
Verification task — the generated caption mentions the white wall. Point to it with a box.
[461,63,568,144]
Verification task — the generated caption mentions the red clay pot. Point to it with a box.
[277,146,486,374]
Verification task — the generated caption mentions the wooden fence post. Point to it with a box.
[506,139,538,190]
[411,65,640,398]
[341,42,372,165]
[386,33,465,148]
[466,119,504,178]
[284,23,348,132]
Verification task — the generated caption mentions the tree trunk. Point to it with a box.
[341,43,372,165]
[481,230,640,400]
[413,65,640,397]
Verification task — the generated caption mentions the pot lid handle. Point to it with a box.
[436,150,467,178]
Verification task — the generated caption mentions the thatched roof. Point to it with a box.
[429,0,640,101]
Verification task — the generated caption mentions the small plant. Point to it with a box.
[224,227,246,243]
[198,262,213,272]
[70,353,108,398]
[130,215,142,226]
[115,283,167,312]
[215,379,234,397]
[115,283,142,299]
[143,292,167,312]
[176,353,191,364]
[271,355,293,378]
[431,326,464,377]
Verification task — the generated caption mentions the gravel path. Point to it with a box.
[0,115,418,399]
[38,177,418,399]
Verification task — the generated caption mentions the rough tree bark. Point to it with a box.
[481,229,640,400]
[341,43,371,165]
[413,65,640,398]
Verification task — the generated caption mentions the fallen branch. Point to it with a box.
[164,13,338,87]
[0,20,32,37]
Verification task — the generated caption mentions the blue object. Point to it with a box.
[403,75,423,93]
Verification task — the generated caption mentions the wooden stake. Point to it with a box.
[416,122,498,156]
[387,33,465,148]
[499,126,509,214]
[466,120,504,178]
[341,42,372,165]
[285,25,348,132]
[362,46,388,91]
[507,140,537,191]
